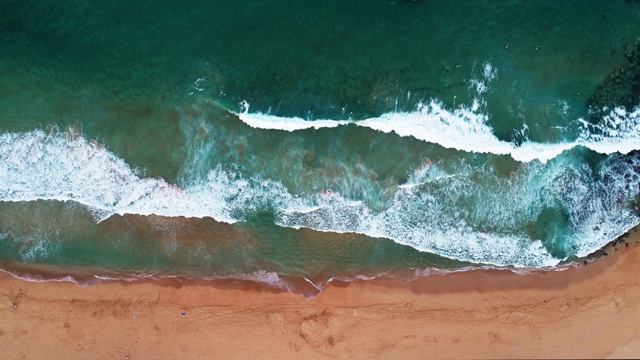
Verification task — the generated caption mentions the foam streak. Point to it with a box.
[1,130,638,268]
[236,102,640,164]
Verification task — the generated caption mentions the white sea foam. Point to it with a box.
[3,271,93,285]
[238,100,349,131]
[235,102,640,164]
[0,130,303,224]
[232,62,640,163]
[276,153,640,267]
[275,187,560,268]
[0,129,638,268]
[233,270,296,292]
[577,107,640,156]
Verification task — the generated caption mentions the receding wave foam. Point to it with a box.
[1,129,638,268]
[0,130,298,223]
[235,101,640,164]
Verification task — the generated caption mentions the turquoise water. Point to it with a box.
[1,0,640,292]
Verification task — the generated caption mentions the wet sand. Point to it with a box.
[1,229,640,359]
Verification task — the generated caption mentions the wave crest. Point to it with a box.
[235,101,640,164]
[0,129,638,268]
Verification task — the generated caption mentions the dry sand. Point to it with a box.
[1,230,640,359]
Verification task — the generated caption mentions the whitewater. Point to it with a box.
[235,101,640,164]
[227,62,640,164]
[1,125,638,268]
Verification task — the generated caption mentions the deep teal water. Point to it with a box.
[1,0,640,292]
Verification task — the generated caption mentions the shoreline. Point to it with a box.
[0,229,639,358]
[0,225,635,299]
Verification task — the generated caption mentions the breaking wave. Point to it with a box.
[1,129,639,268]
[236,101,640,164]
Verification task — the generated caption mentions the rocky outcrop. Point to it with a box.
[587,42,640,115]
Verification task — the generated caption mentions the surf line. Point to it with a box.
[232,102,640,164]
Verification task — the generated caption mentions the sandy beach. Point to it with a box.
[0,229,639,359]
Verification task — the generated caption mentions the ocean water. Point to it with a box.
[1,0,640,293]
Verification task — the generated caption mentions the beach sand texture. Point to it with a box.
[0,229,639,359]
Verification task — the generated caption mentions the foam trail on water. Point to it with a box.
[578,107,640,155]
[235,103,640,164]
[0,130,298,224]
[237,101,350,130]
[1,130,638,268]
[275,154,640,267]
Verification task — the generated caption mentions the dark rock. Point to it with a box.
[587,41,640,116]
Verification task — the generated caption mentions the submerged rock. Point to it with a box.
[588,41,640,115]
